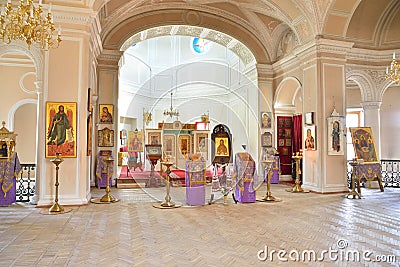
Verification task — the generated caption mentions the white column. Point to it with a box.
[361,101,381,159]
[30,81,44,205]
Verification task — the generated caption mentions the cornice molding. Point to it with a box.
[361,101,382,110]
[54,10,95,26]
[97,49,123,65]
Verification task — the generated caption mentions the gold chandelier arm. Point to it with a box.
[0,0,61,50]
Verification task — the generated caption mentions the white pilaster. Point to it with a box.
[361,101,381,159]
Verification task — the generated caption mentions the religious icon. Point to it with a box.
[304,125,316,150]
[128,130,144,152]
[327,117,344,155]
[215,137,229,156]
[99,104,113,124]
[261,112,272,128]
[350,127,378,163]
[98,127,114,147]
[46,102,77,158]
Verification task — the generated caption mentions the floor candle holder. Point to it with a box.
[41,153,72,215]
[153,160,181,209]
[91,156,119,204]
[346,159,361,199]
[258,159,281,202]
[287,152,309,193]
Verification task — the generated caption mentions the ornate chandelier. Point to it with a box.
[163,91,179,119]
[0,0,61,50]
[386,52,400,85]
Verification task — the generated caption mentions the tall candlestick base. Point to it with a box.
[346,160,362,199]
[41,153,72,215]
[153,161,181,209]
[91,157,119,204]
[258,159,281,202]
[286,154,309,193]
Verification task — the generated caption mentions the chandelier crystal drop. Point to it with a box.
[0,0,61,50]
[386,52,400,85]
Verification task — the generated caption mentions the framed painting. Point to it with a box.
[304,125,316,150]
[305,112,314,125]
[45,102,77,158]
[99,104,113,124]
[87,114,92,156]
[215,137,229,156]
[195,131,209,160]
[327,117,345,155]
[128,130,144,152]
[98,127,114,147]
[281,147,289,155]
[350,127,378,163]
[178,134,191,157]
[261,132,272,147]
[163,134,176,158]
[279,139,285,147]
[147,130,162,145]
[285,138,292,147]
[261,112,272,129]
[87,88,92,113]
[285,129,292,138]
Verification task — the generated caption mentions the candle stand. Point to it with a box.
[346,160,361,199]
[41,153,72,215]
[287,153,309,193]
[153,160,181,209]
[258,159,281,202]
[91,157,119,204]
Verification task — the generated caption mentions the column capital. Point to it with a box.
[34,81,43,94]
[361,101,382,110]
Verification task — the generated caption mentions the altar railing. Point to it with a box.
[346,160,400,188]
[16,164,36,202]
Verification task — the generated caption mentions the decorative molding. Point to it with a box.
[0,41,43,81]
[120,25,255,67]
[54,9,95,26]
[8,98,38,130]
[19,72,37,94]
[361,101,382,110]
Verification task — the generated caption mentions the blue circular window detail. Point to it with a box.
[192,37,211,54]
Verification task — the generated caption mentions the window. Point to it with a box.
[346,109,364,160]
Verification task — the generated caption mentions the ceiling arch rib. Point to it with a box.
[121,25,255,66]
[101,7,272,63]
[99,1,317,64]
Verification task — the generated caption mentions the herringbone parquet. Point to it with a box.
[0,184,399,266]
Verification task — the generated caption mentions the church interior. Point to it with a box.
[0,0,399,265]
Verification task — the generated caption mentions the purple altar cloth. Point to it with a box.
[234,152,256,203]
[96,153,114,188]
[185,161,206,206]
[0,153,21,206]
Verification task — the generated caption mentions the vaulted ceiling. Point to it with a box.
[88,0,400,64]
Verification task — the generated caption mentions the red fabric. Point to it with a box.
[293,114,302,153]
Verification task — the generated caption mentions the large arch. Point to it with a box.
[101,8,272,64]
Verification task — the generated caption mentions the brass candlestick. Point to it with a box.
[258,159,281,202]
[346,160,361,199]
[91,156,119,204]
[41,153,72,215]
[287,153,309,193]
[153,160,181,209]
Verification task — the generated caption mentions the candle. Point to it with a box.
[39,0,42,5]
[58,26,62,35]
[386,66,389,74]
[393,52,396,59]
[48,3,52,13]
